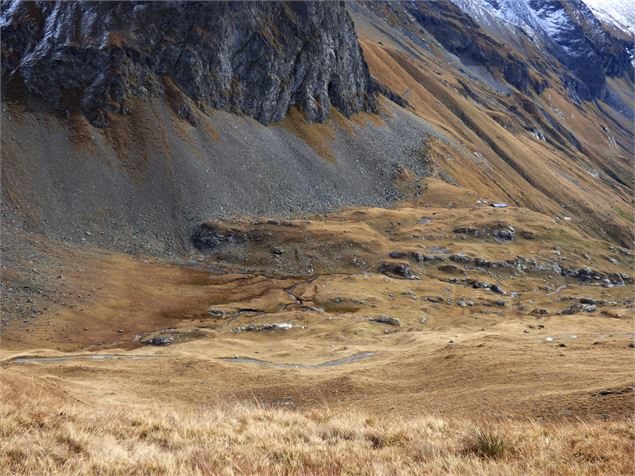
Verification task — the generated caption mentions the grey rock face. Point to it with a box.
[1,1,378,126]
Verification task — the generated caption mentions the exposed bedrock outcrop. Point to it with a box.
[1,0,378,126]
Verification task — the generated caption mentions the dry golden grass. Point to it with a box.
[1,375,633,476]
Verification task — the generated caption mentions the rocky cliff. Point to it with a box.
[1,0,378,127]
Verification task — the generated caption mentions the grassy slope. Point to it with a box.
[352,7,633,247]
[1,202,633,473]
[1,371,633,475]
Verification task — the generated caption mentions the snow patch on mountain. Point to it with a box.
[450,0,596,45]
[583,0,635,33]
[449,0,634,99]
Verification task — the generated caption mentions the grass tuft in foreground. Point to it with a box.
[1,374,633,475]
[462,428,510,459]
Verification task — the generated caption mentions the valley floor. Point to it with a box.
[1,200,633,474]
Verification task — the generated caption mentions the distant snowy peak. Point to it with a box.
[447,0,634,99]
[450,0,538,34]
[450,0,599,42]
[584,0,635,34]
[451,0,632,38]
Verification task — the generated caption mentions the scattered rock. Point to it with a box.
[490,284,506,295]
[410,252,425,263]
[600,311,623,319]
[520,230,535,240]
[307,306,325,313]
[388,250,425,263]
[328,296,366,307]
[561,303,596,315]
[401,290,417,300]
[562,267,630,285]
[531,308,550,316]
[379,262,415,279]
[558,343,567,348]
[142,335,175,346]
[593,387,634,397]
[208,309,226,318]
[232,322,296,333]
[449,254,472,264]
[370,316,401,326]
[472,281,490,289]
[579,298,596,305]
[473,257,493,267]
[493,226,515,241]
[453,226,479,236]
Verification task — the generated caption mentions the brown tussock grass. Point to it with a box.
[1,373,633,475]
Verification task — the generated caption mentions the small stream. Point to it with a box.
[220,352,375,369]
[6,352,376,368]
[8,354,157,365]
